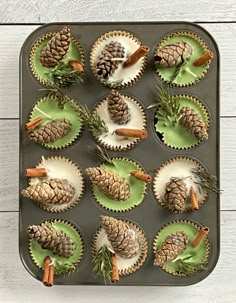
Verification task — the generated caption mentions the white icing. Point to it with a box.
[153,158,207,203]
[92,33,145,85]
[96,96,146,148]
[95,229,141,271]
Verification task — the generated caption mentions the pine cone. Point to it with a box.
[180,107,208,140]
[107,90,131,125]
[40,26,71,67]
[28,223,75,258]
[100,216,140,259]
[29,119,71,144]
[154,231,188,267]
[154,42,192,67]
[86,167,130,201]
[21,178,75,205]
[164,177,187,213]
[96,41,125,80]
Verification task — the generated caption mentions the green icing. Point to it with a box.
[154,222,208,275]
[93,158,146,212]
[32,38,81,84]
[30,221,83,274]
[156,34,208,86]
[155,96,208,149]
[30,97,82,149]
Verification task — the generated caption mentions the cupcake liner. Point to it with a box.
[153,219,210,276]
[28,156,85,212]
[94,94,147,151]
[90,30,147,89]
[91,219,148,276]
[29,219,84,275]
[89,157,147,212]
[29,95,83,150]
[154,31,211,87]
[153,156,208,213]
[29,31,85,86]
[155,94,210,150]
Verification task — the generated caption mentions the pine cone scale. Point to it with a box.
[164,177,187,213]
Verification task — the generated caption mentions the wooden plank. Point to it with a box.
[0,118,235,211]
[0,0,236,23]
[0,211,235,302]
[0,24,235,118]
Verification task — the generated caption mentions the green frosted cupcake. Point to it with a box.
[30,26,84,87]
[153,220,210,276]
[154,31,213,87]
[27,95,82,150]
[86,157,147,212]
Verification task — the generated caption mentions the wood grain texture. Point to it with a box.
[0,211,235,303]
[0,0,236,23]
[0,118,235,212]
[0,24,236,118]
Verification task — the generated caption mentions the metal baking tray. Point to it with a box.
[19,22,220,286]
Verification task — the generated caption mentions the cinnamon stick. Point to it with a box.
[131,171,152,183]
[192,227,210,248]
[123,45,150,68]
[43,256,53,287]
[25,117,42,131]
[111,253,119,283]
[114,128,147,139]
[69,60,84,73]
[25,168,47,177]
[47,263,54,287]
[190,186,199,210]
[193,51,214,67]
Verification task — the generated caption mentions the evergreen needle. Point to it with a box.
[191,168,221,194]
[89,144,114,165]
[92,246,113,283]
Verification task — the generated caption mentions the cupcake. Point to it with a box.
[86,157,148,212]
[30,26,84,87]
[153,157,209,213]
[154,31,213,87]
[91,215,148,283]
[90,30,149,88]
[94,90,147,151]
[28,219,84,286]
[21,156,85,212]
[26,95,83,150]
[153,220,210,276]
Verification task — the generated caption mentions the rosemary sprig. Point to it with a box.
[170,61,186,83]
[51,259,76,274]
[89,144,114,165]
[77,104,108,137]
[47,61,83,87]
[191,168,221,194]
[39,86,70,109]
[92,246,113,283]
[172,254,207,274]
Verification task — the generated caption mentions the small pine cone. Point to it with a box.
[21,178,75,205]
[154,42,192,67]
[107,90,131,125]
[164,177,187,213]
[180,107,208,140]
[28,223,75,258]
[100,216,140,259]
[29,119,71,144]
[40,26,71,67]
[96,41,125,80]
[154,231,188,267]
[86,167,130,201]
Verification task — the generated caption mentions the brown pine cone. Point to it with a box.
[107,90,131,125]
[164,177,187,213]
[28,223,75,258]
[86,167,130,201]
[29,119,71,144]
[180,107,208,140]
[21,178,75,205]
[40,26,71,67]
[100,216,140,259]
[154,42,192,67]
[154,231,188,267]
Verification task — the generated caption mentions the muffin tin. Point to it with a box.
[19,22,220,286]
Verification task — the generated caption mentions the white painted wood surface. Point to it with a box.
[0,5,235,302]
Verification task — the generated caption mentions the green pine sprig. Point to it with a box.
[89,144,115,165]
[92,246,113,283]
[172,254,207,274]
[51,259,77,274]
[191,168,221,194]
[38,86,70,109]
